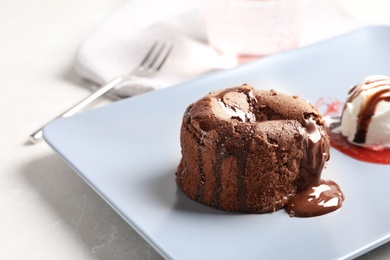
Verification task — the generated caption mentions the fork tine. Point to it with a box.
[155,44,173,72]
[145,43,166,71]
[139,42,173,73]
[138,42,158,70]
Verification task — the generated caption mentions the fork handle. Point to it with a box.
[29,76,125,144]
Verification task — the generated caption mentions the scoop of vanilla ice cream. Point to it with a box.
[334,75,390,148]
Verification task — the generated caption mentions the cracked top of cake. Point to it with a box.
[188,84,325,129]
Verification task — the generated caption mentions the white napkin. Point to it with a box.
[75,1,235,99]
[75,0,365,99]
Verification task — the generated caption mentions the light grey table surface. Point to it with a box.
[2,0,390,259]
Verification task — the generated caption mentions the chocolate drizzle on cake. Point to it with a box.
[213,87,256,212]
[213,139,224,208]
[196,131,206,201]
[176,84,344,217]
[212,131,250,211]
[237,147,249,212]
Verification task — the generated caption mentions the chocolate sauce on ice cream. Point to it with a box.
[329,75,390,164]
[335,75,390,147]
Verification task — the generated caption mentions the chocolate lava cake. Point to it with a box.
[176,84,330,213]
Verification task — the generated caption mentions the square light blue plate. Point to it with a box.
[44,26,390,259]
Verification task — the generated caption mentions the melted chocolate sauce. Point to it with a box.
[287,115,344,217]
[297,116,329,191]
[287,180,344,217]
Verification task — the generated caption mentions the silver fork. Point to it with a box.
[29,42,173,144]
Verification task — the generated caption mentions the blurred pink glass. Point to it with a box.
[203,0,307,60]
